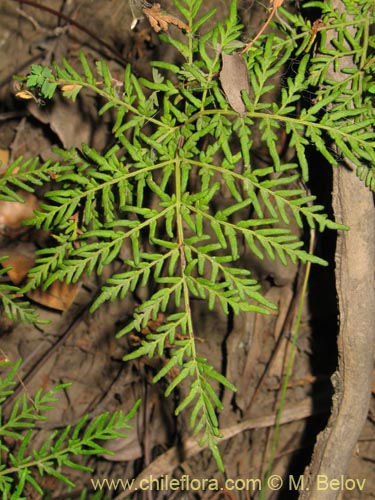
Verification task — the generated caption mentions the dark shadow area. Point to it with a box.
[279,149,338,499]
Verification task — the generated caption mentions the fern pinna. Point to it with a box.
[0,358,141,495]
[1,0,374,467]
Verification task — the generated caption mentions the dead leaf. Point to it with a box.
[27,94,91,150]
[101,388,170,462]
[60,84,81,93]
[0,253,78,311]
[0,149,9,166]
[15,90,35,100]
[101,425,143,462]
[0,192,40,237]
[143,3,191,33]
[0,254,35,285]
[9,117,55,164]
[27,91,107,151]
[77,335,91,351]
[220,53,250,115]
[27,280,79,311]
[131,28,152,58]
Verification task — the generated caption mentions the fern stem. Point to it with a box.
[174,151,218,443]
[0,444,87,477]
[261,250,313,500]
[360,13,370,70]
[187,107,367,148]
[54,78,171,131]
[174,154,195,344]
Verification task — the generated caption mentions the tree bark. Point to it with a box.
[300,2,375,499]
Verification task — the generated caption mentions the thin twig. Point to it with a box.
[114,396,330,500]
[241,0,284,54]
[9,0,128,66]
[2,287,101,411]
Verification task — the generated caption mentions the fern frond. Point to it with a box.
[6,0,373,475]
[0,158,54,201]
[0,359,141,495]
[0,259,41,324]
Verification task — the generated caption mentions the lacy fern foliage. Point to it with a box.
[0,359,140,497]
[1,0,374,469]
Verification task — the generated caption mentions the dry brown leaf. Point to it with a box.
[101,390,169,462]
[60,84,81,93]
[0,254,35,285]
[143,3,191,33]
[15,90,35,100]
[101,425,143,462]
[131,28,152,58]
[0,190,77,312]
[0,192,40,237]
[220,53,250,115]
[27,280,79,311]
[0,251,79,311]
[0,149,9,166]
[27,94,93,150]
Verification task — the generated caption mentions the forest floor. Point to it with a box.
[0,1,374,499]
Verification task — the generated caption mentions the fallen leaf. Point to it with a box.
[0,192,40,237]
[101,426,143,462]
[27,92,106,151]
[0,254,35,285]
[0,149,9,166]
[220,53,250,115]
[0,253,78,311]
[27,280,79,311]
[101,389,169,462]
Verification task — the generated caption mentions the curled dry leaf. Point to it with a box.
[60,84,81,93]
[15,90,35,100]
[143,3,191,33]
[14,82,40,103]
[220,53,251,115]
